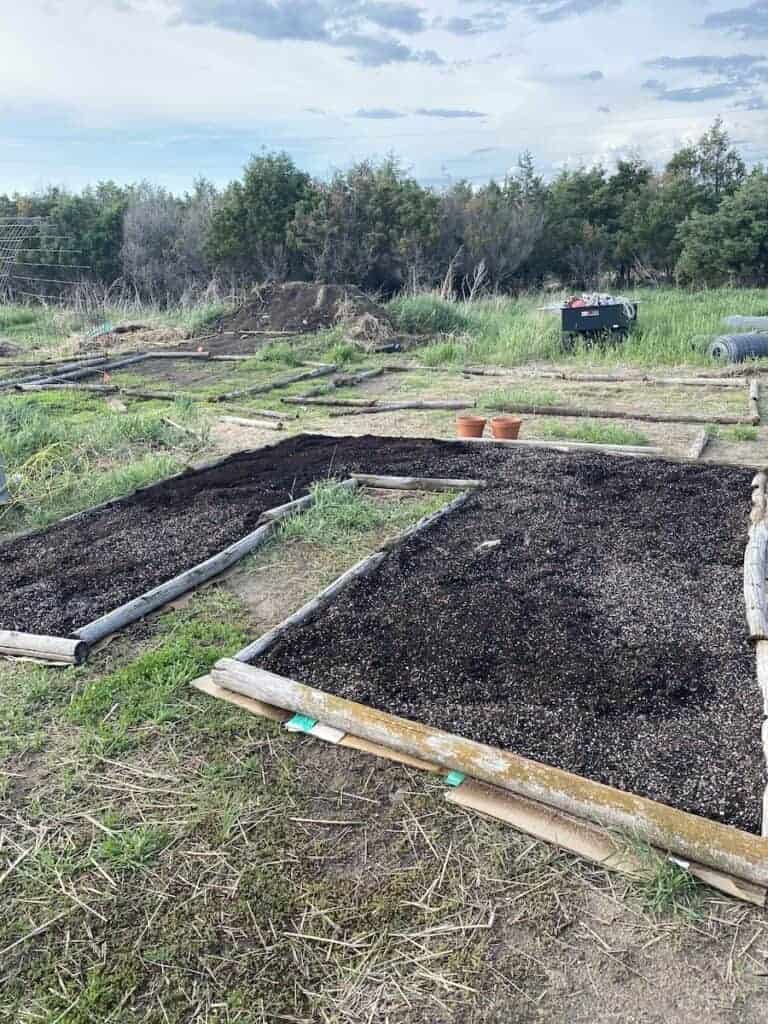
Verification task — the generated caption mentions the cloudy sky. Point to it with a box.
[2,0,768,194]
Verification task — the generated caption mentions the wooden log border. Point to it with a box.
[233,486,477,664]
[73,522,277,647]
[0,630,87,665]
[749,378,761,425]
[209,658,768,891]
[1,469,478,661]
[745,470,768,838]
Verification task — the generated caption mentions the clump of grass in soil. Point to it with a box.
[534,419,651,446]
[277,480,446,551]
[727,424,759,442]
[96,824,171,872]
[479,386,560,411]
[625,838,702,919]
[323,340,364,366]
[253,340,302,366]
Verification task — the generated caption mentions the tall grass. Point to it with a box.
[388,287,768,368]
[0,394,209,529]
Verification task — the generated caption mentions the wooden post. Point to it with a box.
[749,379,761,424]
[219,415,284,431]
[233,551,387,664]
[745,472,768,640]
[0,630,87,664]
[351,474,485,491]
[688,430,710,460]
[476,402,752,426]
[73,523,275,647]
[209,365,336,403]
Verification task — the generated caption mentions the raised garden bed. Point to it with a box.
[0,435,611,639]
[251,469,760,833]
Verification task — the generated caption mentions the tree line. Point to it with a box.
[2,118,766,303]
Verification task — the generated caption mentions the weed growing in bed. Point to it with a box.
[534,419,651,446]
[726,425,759,442]
[479,386,560,411]
[278,480,446,550]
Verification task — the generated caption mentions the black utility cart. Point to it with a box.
[561,300,638,349]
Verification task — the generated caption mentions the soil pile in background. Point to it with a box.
[223,281,394,340]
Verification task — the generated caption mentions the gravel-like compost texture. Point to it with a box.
[1,434,558,636]
[257,450,764,833]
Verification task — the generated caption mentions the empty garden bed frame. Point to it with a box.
[195,463,768,906]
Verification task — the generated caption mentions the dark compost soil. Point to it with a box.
[221,282,392,335]
[1,433,762,831]
[2,435,539,636]
[251,445,761,833]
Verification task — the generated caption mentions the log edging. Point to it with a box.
[210,658,768,890]
[746,470,768,837]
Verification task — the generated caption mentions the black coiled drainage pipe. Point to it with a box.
[709,333,768,362]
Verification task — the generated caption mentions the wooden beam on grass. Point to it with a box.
[749,379,761,424]
[209,365,336,403]
[327,401,474,417]
[15,383,119,394]
[446,779,766,906]
[219,415,284,431]
[688,430,711,460]
[482,402,753,426]
[283,396,473,409]
[73,523,275,647]
[0,630,87,665]
[351,474,485,492]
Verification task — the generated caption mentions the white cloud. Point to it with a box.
[1,0,767,193]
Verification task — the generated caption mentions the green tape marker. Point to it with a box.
[286,714,318,733]
[444,770,466,788]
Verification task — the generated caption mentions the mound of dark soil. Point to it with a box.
[223,282,393,336]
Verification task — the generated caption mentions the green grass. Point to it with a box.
[534,419,651,446]
[479,386,560,411]
[278,480,447,550]
[96,825,171,872]
[726,424,759,442]
[322,340,364,366]
[68,599,247,755]
[0,299,233,351]
[388,293,474,335]
[386,287,768,368]
[0,393,209,530]
[626,839,702,918]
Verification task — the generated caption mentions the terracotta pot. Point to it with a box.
[490,415,522,440]
[456,415,486,439]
